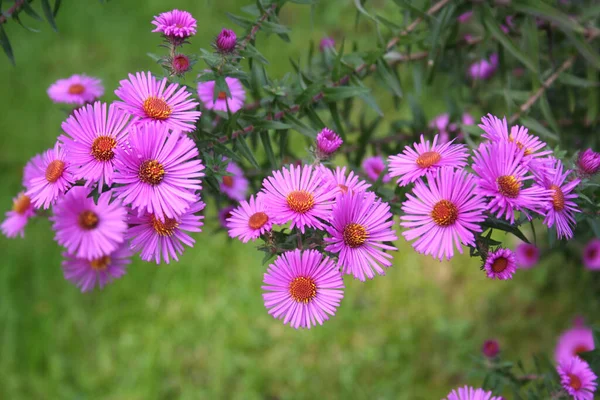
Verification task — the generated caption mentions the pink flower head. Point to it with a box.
[315,127,343,158]
[127,199,205,264]
[515,242,540,269]
[218,205,236,229]
[113,123,205,222]
[362,155,391,183]
[583,239,600,270]
[541,159,581,239]
[261,164,336,233]
[220,160,249,201]
[59,102,131,190]
[388,134,469,187]
[557,356,598,400]
[47,74,104,105]
[556,325,595,363]
[444,386,503,400]
[151,9,196,40]
[262,249,344,329]
[401,167,487,261]
[482,340,500,358]
[325,191,397,281]
[171,54,191,75]
[472,141,551,223]
[430,113,450,132]
[319,37,336,52]
[51,187,127,260]
[227,195,272,243]
[62,242,132,292]
[469,54,498,80]
[577,148,600,176]
[25,143,75,209]
[114,71,200,132]
[216,28,237,53]
[23,153,44,190]
[197,77,246,113]
[318,165,371,195]
[483,248,517,280]
[1,193,34,238]
[457,10,473,24]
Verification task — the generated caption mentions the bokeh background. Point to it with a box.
[1,1,599,399]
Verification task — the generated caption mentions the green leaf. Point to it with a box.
[586,65,599,123]
[0,24,15,65]
[322,85,370,101]
[53,0,62,17]
[234,136,260,168]
[376,58,403,98]
[213,76,231,103]
[40,0,58,31]
[481,219,531,244]
[261,21,290,35]
[253,120,292,130]
[12,12,41,33]
[22,2,43,21]
[559,73,600,88]
[565,31,600,70]
[519,117,559,141]
[512,0,585,34]
[353,0,377,22]
[327,102,346,140]
[282,114,317,138]
[260,131,277,169]
[226,13,253,29]
[392,0,433,21]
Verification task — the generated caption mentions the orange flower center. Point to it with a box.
[142,96,172,120]
[550,184,565,211]
[497,175,521,198]
[12,194,31,214]
[573,344,591,356]
[217,91,228,100]
[289,276,317,303]
[509,136,532,156]
[286,190,315,214]
[343,222,368,248]
[248,212,269,230]
[431,200,458,227]
[416,151,441,168]
[525,246,537,258]
[78,210,99,230]
[151,214,179,236]
[139,160,165,185]
[568,373,582,390]
[90,256,111,271]
[68,83,85,95]
[91,136,117,162]
[222,175,234,188]
[338,184,349,194]
[491,257,508,273]
[45,160,65,183]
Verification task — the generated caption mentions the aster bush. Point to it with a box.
[2,0,600,397]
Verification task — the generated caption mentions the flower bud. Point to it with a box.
[315,128,343,158]
[216,29,237,53]
[172,54,191,75]
[482,340,500,358]
[577,148,600,176]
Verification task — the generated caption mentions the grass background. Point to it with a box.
[1,1,599,399]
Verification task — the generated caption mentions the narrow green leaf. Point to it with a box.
[392,0,432,21]
[53,0,62,17]
[519,117,559,141]
[12,12,41,33]
[40,0,58,31]
[376,58,403,98]
[565,31,600,70]
[213,76,231,102]
[22,2,43,21]
[586,65,599,123]
[327,102,346,140]
[332,39,345,82]
[353,0,376,22]
[322,86,370,101]
[481,219,531,244]
[259,131,277,169]
[559,73,599,88]
[253,120,291,130]
[512,0,585,34]
[282,114,317,138]
[261,21,290,35]
[234,136,260,168]
[0,24,15,65]
[539,94,560,139]
[226,13,253,29]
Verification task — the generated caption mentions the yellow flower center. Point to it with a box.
[78,210,99,230]
[139,160,165,185]
[217,91,228,100]
[497,175,521,198]
[45,160,65,183]
[142,96,172,120]
[222,175,234,188]
[90,256,111,271]
[289,276,317,303]
[248,212,269,230]
[550,184,565,211]
[12,194,31,214]
[286,190,315,214]
[151,214,179,236]
[568,373,582,390]
[343,222,368,248]
[431,200,458,227]
[68,83,85,95]
[91,136,117,162]
[416,151,441,168]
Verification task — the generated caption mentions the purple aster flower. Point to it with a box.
[151,9,196,41]
[362,156,391,183]
[315,127,343,158]
[444,386,503,400]
[25,143,75,209]
[261,164,336,233]
[218,205,236,229]
[483,248,517,280]
[401,167,487,261]
[127,198,205,264]
[325,191,397,281]
[114,71,201,132]
[47,74,104,105]
[319,37,335,52]
[227,195,272,243]
[556,325,595,363]
[515,242,540,269]
[472,141,551,223]
[216,28,237,53]
[62,242,132,292]
[541,159,580,239]
[469,54,498,80]
[577,148,600,176]
[318,165,371,195]
[113,123,205,222]
[197,77,246,113]
[262,249,344,329]
[583,239,600,270]
[220,160,249,201]
[482,340,500,358]
[23,153,44,190]
[1,193,34,238]
[388,134,469,187]
[457,11,473,24]
[51,187,127,260]
[430,113,450,132]
[557,356,598,400]
[59,102,132,190]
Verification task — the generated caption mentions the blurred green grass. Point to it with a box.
[1,1,599,399]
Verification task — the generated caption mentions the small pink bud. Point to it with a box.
[216,29,237,53]
[482,340,500,358]
[319,37,335,52]
[172,54,191,74]
[315,128,343,158]
[577,148,600,176]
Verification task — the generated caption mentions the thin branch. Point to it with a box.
[237,3,277,55]
[0,0,27,25]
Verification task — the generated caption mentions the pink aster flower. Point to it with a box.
[319,37,336,52]
[325,191,397,281]
[59,102,131,190]
[482,340,500,358]
[220,160,249,201]
[457,10,473,24]
[541,159,581,239]
[318,165,371,195]
[401,167,487,261]
[114,71,200,132]
[112,123,205,222]
[388,134,469,187]
[25,143,75,209]
[218,205,236,229]
[1,193,34,238]
[227,195,272,243]
[47,74,104,105]
[472,141,551,223]
[315,128,343,158]
[557,356,598,400]
[197,77,246,113]
[51,187,127,260]
[577,148,600,176]
[127,199,205,264]
[23,153,44,190]
[216,28,237,53]
[483,248,517,280]
[556,325,595,363]
[262,249,344,329]
[62,243,132,292]
[362,156,391,183]
[151,9,196,40]
[515,242,540,269]
[583,239,600,270]
[469,54,498,80]
[444,386,503,400]
[261,164,335,233]
[171,54,191,75]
